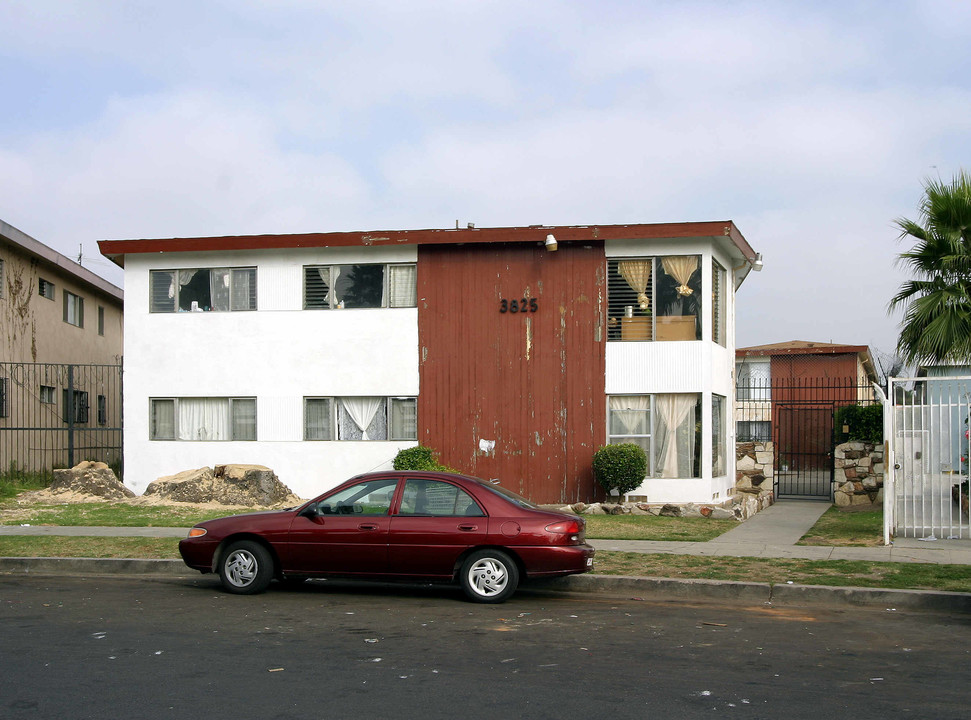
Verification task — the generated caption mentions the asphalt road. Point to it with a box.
[2,575,969,720]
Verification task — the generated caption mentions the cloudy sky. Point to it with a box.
[2,1,969,360]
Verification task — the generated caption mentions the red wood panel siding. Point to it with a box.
[417,242,606,503]
[770,354,859,405]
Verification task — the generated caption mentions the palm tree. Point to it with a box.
[890,171,971,365]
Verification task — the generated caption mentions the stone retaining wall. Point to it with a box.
[734,441,775,518]
[834,441,884,507]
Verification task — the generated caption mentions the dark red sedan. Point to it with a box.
[179,471,594,603]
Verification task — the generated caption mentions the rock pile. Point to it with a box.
[143,464,300,506]
[556,501,735,520]
[50,461,135,500]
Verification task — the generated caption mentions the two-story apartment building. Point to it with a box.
[1,219,124,473]
[99,222,760,503]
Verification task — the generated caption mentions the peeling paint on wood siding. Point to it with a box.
[417,242,606,503]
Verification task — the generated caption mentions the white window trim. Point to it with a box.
[303,263,417,310]
[149,268,258,313]
[303,395,418,441]
[149,397,257,441]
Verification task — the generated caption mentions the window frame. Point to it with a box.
[608,393,703,479]
[149,268,258,313]
[303,263,417,310]
[98,305,105,336]
[38,278,55,300]
[303,396,418,441]
[62,389,89,424]
[607,255,703,342]
[63,291,84,327]
[39,385,56,405]
[0,378,7,418]
[149,397,258,441]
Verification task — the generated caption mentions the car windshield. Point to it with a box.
[470,477,538,509]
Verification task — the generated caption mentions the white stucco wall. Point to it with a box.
[123,247,419,498]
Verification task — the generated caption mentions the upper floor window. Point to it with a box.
[150,268,257,312]
[712,260,726,347]
[0,258,4,298]
[39,278,55,300]
[607,257,701,342]
[98,306,105,336]
[736,360,771,401]
[304,264,417,309]
[63,291,84,327]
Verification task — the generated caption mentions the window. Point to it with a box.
[712,394,726,476]
[712,260,726,346]
[303,396,417,441]
[311,478,398,516]
[150,397,257,440]
[608,394,702,478]
[38,278,54,300]
[150,268,257,312]
[303,264,417,309]
[62,389,89,424]
[736,360,771,401]
[98,306,105,336]
[0,378,7,418]
[737,421,771,442]
[97,394,107,426]
[39,385,56,404]
[63,291,84,327]
[607,256,701,342]
[0,258,4,298]
[398,479,484,516]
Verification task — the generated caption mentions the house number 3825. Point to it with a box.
[499,298,538,314]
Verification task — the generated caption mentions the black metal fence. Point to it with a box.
[0,362,123,483]
[735,378,880,499]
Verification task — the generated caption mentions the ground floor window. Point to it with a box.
[609,394,702,478]
[304,397,417,441]
[736,420,771,442]
[712,394,726,476]
[150,397,256,440]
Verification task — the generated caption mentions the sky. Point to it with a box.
[2,0,970,363]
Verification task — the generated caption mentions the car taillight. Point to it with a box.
[545,519,583,544]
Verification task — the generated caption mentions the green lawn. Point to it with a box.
[583,514,735,542]
[0,502,257,527]
[0,536,180,559]
[797,506,884,546]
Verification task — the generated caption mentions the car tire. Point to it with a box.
[219,540,274,595]
[460,549,519,603]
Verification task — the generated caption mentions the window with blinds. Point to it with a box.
[303,264,416,309]
[149,268,257,312]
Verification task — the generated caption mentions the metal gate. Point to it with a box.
[887,376,971,540]
[774,404,835,498]
[0,362,123,483]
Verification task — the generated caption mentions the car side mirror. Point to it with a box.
[298,504,319,519]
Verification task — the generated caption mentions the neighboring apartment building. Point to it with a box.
[1,219,124,472]
[99,221,760,503]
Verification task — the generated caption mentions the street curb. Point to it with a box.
[2,558,968,612]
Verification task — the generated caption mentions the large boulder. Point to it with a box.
[51,461,135,500]
[144,464,299,506]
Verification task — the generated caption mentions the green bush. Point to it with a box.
[393,445,450,472]
[592,443,648,495]
[834,404,883,444]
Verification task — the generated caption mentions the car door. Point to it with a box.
[387,478,487,577]
[285,477,398,575]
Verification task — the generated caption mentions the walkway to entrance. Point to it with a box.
[708,499,829,546]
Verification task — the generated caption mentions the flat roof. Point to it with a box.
[1,219,123,304]
[97,220,757,268]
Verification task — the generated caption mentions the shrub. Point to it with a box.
[393,445,448,471]
[592,443,648,495]
[834,404,883,444]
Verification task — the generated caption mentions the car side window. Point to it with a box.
[397,479,485,517]
[315,479,397,516]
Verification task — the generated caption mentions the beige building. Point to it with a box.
[1,219,124,474]
[1,219,123,365]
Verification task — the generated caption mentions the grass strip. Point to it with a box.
[797,506,884,547]
[594,551,971,593]
[0,502,247,527]
[0,536,180,560]
[583,515,736,542]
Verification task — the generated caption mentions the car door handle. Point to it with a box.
[458,524,478,531]
[358,523,379,531]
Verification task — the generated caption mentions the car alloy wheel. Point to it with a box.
[460,550,519,603]
[219,540,274,595]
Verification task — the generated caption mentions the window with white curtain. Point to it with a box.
[303,264,416,309]
[149,397,256,440]
[303,396,417,440]
[607,256,702,342]
[149,268,257,312]
[608,393,702,479]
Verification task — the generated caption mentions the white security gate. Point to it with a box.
[886,377,971,540]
